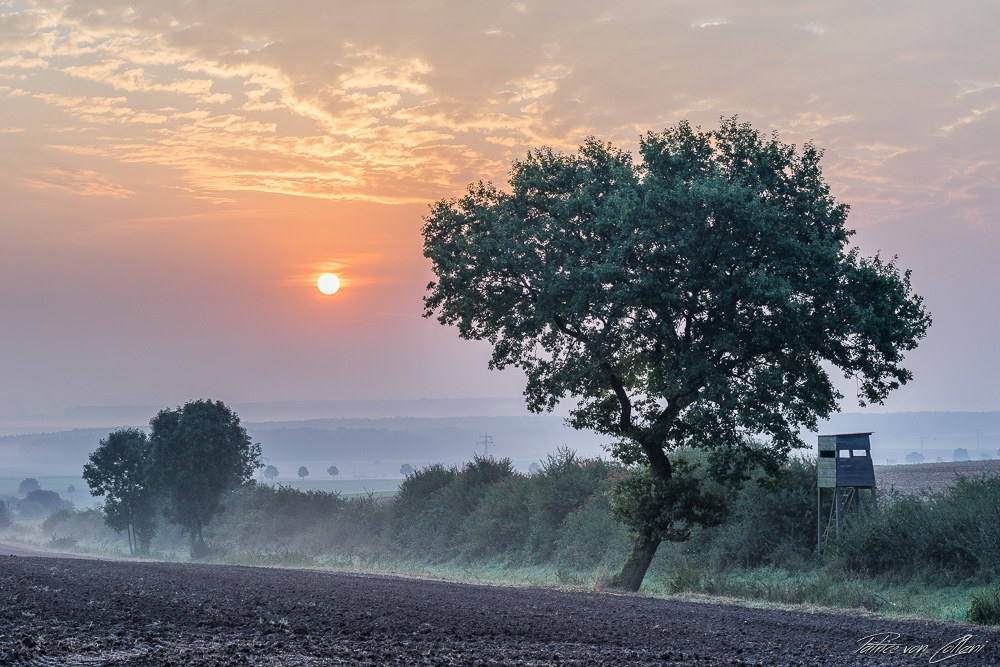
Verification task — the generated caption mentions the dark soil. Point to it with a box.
[1,554,997,665]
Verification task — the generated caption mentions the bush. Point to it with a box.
[460,477,531,559]
[0,499,10,528]
[827,474,1000,582]
[41,508,121,546]
[525,448,613,559]
[389,457,518,560]
[703,457,818,569]
[554,495,629,569]
[968,586,1000,625]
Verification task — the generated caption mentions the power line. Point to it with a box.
[476,433,494,458]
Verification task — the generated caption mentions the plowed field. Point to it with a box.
[1,554,997,665]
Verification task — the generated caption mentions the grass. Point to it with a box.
[5,514,991,627]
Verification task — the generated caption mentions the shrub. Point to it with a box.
[460,477,531,559]
[41,508,120,545]
[554,495,629,569]
[525,448,613,559]
[0,499,10,528]
[704,457,818,569]
[967,586,1000,625]
[827,474,1000,582]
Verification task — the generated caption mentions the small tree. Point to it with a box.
[18,478,40,495]
[0,499,10,528]
[298,466,309,482]
[954,448,971,462]
[327,465,339,478]
[263,465,279,481]
[83,427,157,555]
[66,484,76,494]
[905,451,925,464]
[528,462,541,475]
[147,399,261,554]
[400,463,414,477]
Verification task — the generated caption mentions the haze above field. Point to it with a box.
[2,1,998,422]
[3,398,1000,478]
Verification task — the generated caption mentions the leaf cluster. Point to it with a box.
[423,118,931,470]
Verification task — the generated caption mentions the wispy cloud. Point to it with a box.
[23,166,133,198]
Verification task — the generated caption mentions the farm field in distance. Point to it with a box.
[874,459,1000,495]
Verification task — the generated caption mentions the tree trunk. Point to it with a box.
[612,532,662,592]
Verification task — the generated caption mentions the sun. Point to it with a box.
[317,273,341,295]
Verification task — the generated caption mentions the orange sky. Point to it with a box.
[2,0,999,425]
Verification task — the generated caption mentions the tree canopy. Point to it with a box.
[147,399,261,549]
[83,427,157,555]
[422,118,931,589]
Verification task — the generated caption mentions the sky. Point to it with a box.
[2,0,999,430]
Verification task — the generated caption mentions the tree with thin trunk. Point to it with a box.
[421,118,931,591]
[147,399,261,555]
[83,427,157,555]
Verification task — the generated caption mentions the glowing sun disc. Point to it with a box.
[317,273,341,295]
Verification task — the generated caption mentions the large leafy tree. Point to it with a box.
[147,399,261,552]
[422,118,931,590]
[83,427,157,555]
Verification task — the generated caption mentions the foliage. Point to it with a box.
[610,451,731,544]
[905,451,925,464]
[967,585,1000,625]
[525,447,614,559]
[298,466,309,480]
[554,494,629,569]
[264,465,279,480]
[0,499,9,528]
[828,474,1000,581]
[83,427,157,555]
[400,463,413,477]
[147,399,261,551]
[701,457,818,569]
[327,465,339,477]
[18,489,72,518]
[954,448,970,462]
[18,478,40,495]
[422,117,930,589]
[460,476,531,559]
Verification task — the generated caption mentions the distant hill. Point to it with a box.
[2,408,999,478]
[0,414,609,478]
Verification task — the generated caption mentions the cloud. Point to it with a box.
[692,18,732,28]
[0,0,997,226]
[22,166,133,198]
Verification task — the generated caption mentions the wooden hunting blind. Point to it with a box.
[817,432,877,551]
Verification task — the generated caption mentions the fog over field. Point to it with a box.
[2,399,999,480]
